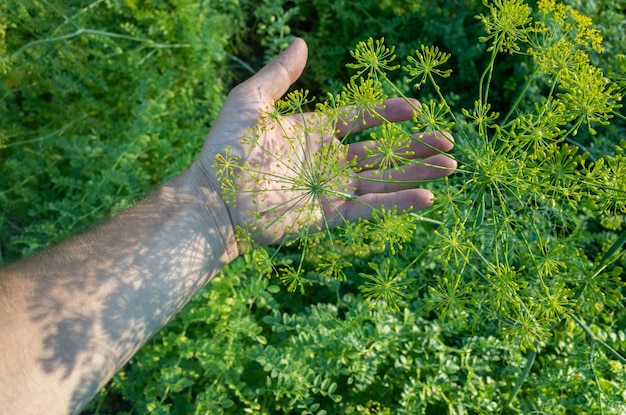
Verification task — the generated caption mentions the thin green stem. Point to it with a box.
[407,213,444,225]
[479,37,502,107]
[569,313,626,365]
[506,350,537,409]
[227,53,257,75]
[502,67,540,126]
[612,110,626,122]
[1,28,189,65]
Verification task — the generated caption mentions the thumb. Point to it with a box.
[240,38,308,101]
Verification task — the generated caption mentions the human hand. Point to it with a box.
[195,38,456,247]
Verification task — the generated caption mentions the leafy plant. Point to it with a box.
[0,0,246,263]
[211,0,626,411]
[3,0,625,413]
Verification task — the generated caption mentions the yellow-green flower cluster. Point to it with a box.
[536,0,604,52]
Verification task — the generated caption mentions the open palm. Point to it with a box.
[198,38,456,246]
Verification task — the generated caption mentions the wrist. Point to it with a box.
[167,164,239,264]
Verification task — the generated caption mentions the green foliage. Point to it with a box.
[2,0,626,413]
[86,255,626,414]
[210,0,626,412]
[0,0,244,263]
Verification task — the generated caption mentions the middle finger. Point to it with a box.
[348,130,455,170]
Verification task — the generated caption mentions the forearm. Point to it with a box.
[0,168,237,414]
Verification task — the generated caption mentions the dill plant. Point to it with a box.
[216,0,626,410]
